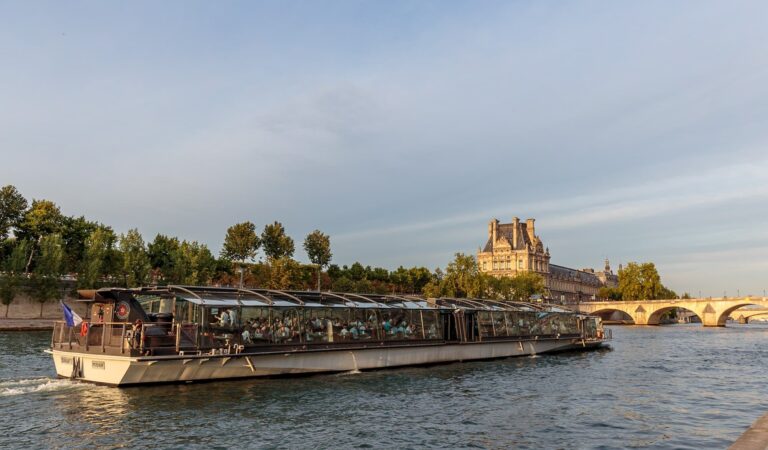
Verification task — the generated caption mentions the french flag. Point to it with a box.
[60,301,83,328]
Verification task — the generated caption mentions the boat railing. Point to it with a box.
[51,320,200,355]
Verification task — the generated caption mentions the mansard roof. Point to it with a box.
[482,222,535,253]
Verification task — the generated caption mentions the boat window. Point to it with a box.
[325,308,352,343]
[270,307,302,344]
[348,308,378,340]
[477,311,495,338]
[305,308,330,343]
[241,307,272,345]
[491,311,506,337]
[380,308,414,340]
[420,310,442,340]
[200,306,241,348]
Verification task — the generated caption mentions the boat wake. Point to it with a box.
[0,377,83,397]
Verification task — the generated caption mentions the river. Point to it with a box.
[1,324,767,449]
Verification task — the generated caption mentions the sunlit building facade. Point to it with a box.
[477,217,618,303]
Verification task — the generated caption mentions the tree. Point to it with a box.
[31,234,65,317]
[0,240,28,317]
[148,234,180,281]
[16,199,64,273]
[0,185,28,240]
[79,227,119,289]
[348,262,365,281]
[508,272,546,301]
[598,286,622,300]
[119,229,150,287]
[61,215,100,274]
[221,222,260,263]
[618,262,662,300]
[266,257,299,290]
[442,253,490,298]
[490,276,516,300]
[303,230,332,291]
[169,240,217,285]
[261,222,294,260]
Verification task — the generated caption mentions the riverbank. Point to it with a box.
[0,318,55,331]
[730,411,768,450]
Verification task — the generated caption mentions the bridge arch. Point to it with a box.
[646,306,700,325]
[736,311,768,323]
[592,308,635,324]
[717,303,768,326]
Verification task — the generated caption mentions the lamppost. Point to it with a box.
[238,266,245,289]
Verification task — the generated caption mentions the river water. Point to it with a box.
[1,324,767,449]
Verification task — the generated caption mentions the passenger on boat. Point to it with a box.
[217,310,230,327]
[131,319,143,348]
[241,328,252,344]
[340,326,349,339]
[228,309,237,327]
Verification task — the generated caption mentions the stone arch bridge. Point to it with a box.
[574,297,768,327]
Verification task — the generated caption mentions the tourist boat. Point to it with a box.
[46,286,610,386]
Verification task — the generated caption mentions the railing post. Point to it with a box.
[175,321,181,353]
[101,324,107,353]
[120,324,126,354]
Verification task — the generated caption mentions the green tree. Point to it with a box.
[348,262,365,281]
[221,222,260,288]
[0,185,28,240]
[598,286,623,300]
[0,240,29,317]
[31,234,65,317]
[509,272,546,301]
[490,276,516,300]
[221,222,260,263]
[119,229,150,287]
[148,234,180,281]
[261,222,294,260]
[266,257,299,290]
[17,200,65,273]
[618,262,662,300]
[442,253,489,298]
[659,285,678,300]
[170,240,217,285]
[79,227,119,289]
[61,215,100,274]
[303,230,332,291]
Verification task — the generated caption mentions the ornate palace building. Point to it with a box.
[477,217,618,303]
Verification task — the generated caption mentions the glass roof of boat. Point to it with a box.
[123,286,570,312]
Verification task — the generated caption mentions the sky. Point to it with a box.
[1,1,767,297]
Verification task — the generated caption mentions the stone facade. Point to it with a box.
[477,217,618,303]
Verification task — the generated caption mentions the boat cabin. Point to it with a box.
[52,286,604,357]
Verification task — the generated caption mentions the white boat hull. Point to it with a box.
[47,338,604,386]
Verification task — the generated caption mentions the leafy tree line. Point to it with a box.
[0,184,679,316]
[597,262,688,301]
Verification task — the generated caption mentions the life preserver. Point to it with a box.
[80,322,89,337]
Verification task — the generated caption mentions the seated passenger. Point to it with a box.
[241,328,252,343]
[217,310,230,327]
[340,327,349,339]
[428,323,438,339]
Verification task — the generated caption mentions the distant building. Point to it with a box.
[477,217,618,303]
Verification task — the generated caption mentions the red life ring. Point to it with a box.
[80,322,89,337]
